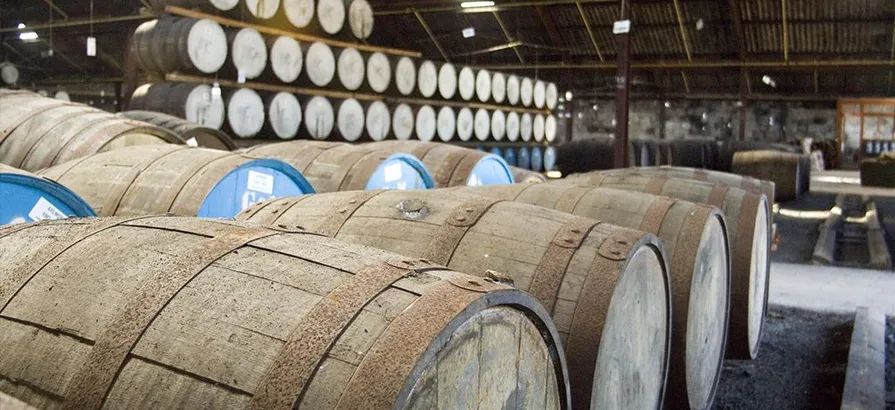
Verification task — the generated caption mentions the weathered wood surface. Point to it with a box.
[118,110,236,151]
[511,167,547,184]
[365,141,496,187]
[451,183,731,410]
[244,141,393,192]
[38,145,267,216]
[0,391,38,410]
[561,172,771,364]
[238,189,672,410]
[812,194,845,266]
[863,201,892,271]
[593,166,776,206]
[732,151,805,202]
[0,94,179,172]
[0,217,569,410]
[840,307,886,410]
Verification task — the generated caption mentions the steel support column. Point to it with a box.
[613,0,632,168]
[739,69,748,140]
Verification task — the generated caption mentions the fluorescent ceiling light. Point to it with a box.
[565,91,573,100]
[17,23,26,29]
[462,27,476,38]
[461,1,495,8]
[19,31,38,41]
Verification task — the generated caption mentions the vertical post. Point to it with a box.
[613,0,632,168]
[738,69,748,140]
[122,32,139,111]
[658,94,667,140]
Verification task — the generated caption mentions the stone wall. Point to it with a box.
[560,99,836,144]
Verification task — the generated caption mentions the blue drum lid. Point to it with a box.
[503,148,517,167]
[530,146,543,172]
[489,147,503,157]
[365,153,435,190]
[466,154,515,186]
[517,147,531,170]
[0,173,96,226]
[543,146,557,171]
[197,159,316,218]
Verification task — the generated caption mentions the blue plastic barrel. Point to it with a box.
[531,147,543,172]
[543,146,557,171]
[490,147,503,158]
[466,154,515,186]
[0,165,95,226]
[503,148,517,167]
[517,147,531,170]
[197,159,316,218]
[364,153,435,190]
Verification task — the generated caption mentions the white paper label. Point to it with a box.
[185,137,199,147]
[237,70,246,84]
[86,37,97,56]
[28,197,66,221]
[247,170,274,195]
[613,20,631,34]
[383,163,403,183]
[211,82,222,100]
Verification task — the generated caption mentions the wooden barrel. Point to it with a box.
[129,83,226,130]
[456,107,474,142]
[335,98,365,142]
[366,141,515,187]
[282,0,314,28]
[366,52,391,94]
[507,74,521,106]
[546,82,559,110]
[520,77,534,107]
[658,140,673,165]
[669,139,710,168]
[457,66,475,101]
[545,114,558,143]
[38,145,314,217]
[268,36,303,83]
[348,0,374,39]
[531,147,544,172]
[417,60,438,98]
[438,63,458,100]
[133,17,228,75]
[732,150,807,202]
[476,69,492,103]
[228,27,267,80]
[304,96,335,140]
[0,163,95,225]
[118,110,237,150]
[365,100,390,141]
[521,113,533,141]
[317,0,346,34]
[336,47,365,90]
[492,72,507,104]
[452,183,731,410]
[544,146,557,171]
[394,56,416,96]
[0,96,180,172]
[518,147,531,170]
[631,140,652,167]
[245,0,280,19]
[224,88,265,139]
[511,166,547,183]
[0,391,37,410]
[391,103,415,141]
[244,140,435,191]
[305,42,336,87]
[560,173,771,363]
[265,92,302,140]
[601,166,777,207]
[0,61,19,85]
[491,110,506,141]
[415,105,437,142]
[534,80,546,109]
[507,111,520,142]
[534,114,546,142]
[239,189,671,410]
[436,106,456,142]
[0,216,569,410]
[474,109,491,142]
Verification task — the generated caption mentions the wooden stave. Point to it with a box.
[0,216,570,410]
[136,17,228,75]
[117,110,237,151]
[238,189,672,410]
[451,183,732,410]
[560,172,771,363]
[511,166,547,183]
[166,82,227,130]
[363,141,499,188]
[731,150,804,202]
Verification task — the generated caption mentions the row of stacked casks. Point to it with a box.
[557,137,810,201]
[486,145,557,173]
[133,16,560,107]
[130,82,559,142]
[150,0,377,39]
[0,88,776,410]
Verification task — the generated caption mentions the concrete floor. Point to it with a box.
[769,263,895,315]
[811,170,895,198]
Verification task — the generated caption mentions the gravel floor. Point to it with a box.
[772,194,835,264]
[713,306,852,410]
